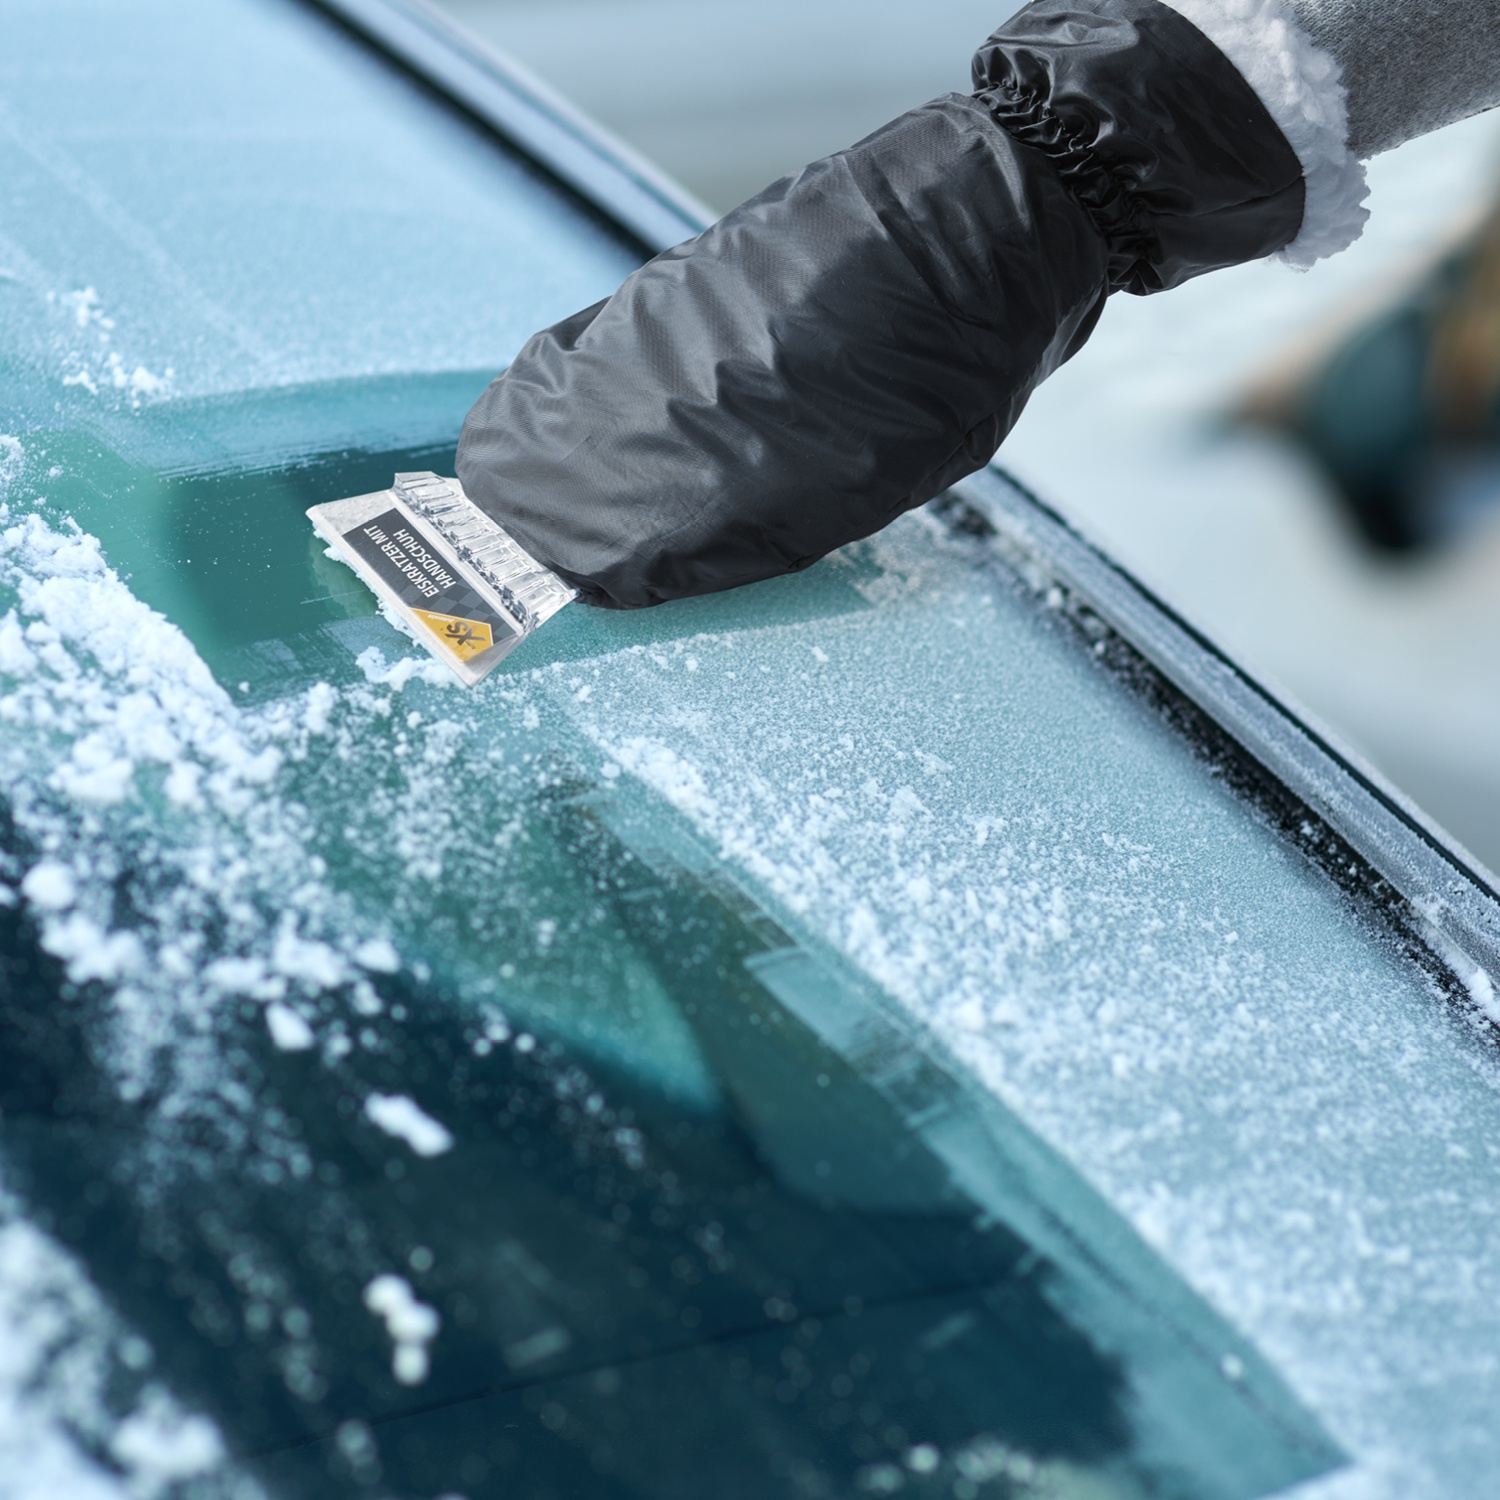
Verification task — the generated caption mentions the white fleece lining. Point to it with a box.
[1160,0,1369,267]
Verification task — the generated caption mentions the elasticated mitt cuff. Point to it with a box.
[973,0,1310,293]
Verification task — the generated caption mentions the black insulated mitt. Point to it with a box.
[457,0,1304,609]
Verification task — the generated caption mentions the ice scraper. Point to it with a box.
[307,471,574,686]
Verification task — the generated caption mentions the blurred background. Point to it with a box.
[437,0,1500,872]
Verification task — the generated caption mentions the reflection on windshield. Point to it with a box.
[0,423,1338,1496]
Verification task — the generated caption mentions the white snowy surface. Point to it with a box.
[265,1001,316,1052]
[20,859,77,912]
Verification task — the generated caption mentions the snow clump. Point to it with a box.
[363,1275,440,1385]
[363,1094,454,1157]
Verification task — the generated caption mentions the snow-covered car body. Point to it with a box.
[1,2,1498,1496]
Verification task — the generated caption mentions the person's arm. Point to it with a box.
[1286,0,1500,158]
[454,0,1468,609]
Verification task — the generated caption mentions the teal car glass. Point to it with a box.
[2,3,1499,1498]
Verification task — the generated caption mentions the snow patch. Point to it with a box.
[354,936,400,973]
[355,645,452,690]
[303,680,337,735]
[610,738,717,821]
[265,1002,315,1051]
[40,914,145,985]
[0,437,23,490]
[363,1093,454,1157]
[21,860,76,912]
[271,925,347,990]
[67,287,106,330]
[55,291,172,407]
[363,1274,440,1385]
[202,956,284,1001]
[1414,900,1500,1025]
[0,1189,246,1498]
[109,1394,223,1486]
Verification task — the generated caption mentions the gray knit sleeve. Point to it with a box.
[1160,0,1499,261]
[1286,0,1500,157]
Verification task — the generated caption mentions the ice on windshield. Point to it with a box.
[2,0,1499,1495]
[0,431,1348,1497]
[0,393,1494,1496]
[551,516,1500,1500]
[0,0,639,429]
[0,1182,232,1500]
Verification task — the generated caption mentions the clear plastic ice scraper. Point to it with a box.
[308,473,575,685]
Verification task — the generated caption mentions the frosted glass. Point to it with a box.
[0,0,639,424]
[0,0,1495,1494]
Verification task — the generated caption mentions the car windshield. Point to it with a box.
[3,3,1500,1499]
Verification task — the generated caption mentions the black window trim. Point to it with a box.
[306,0,1500,988]
[945,468,1500,984]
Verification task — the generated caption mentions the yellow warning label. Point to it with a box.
[412,609,495,662]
